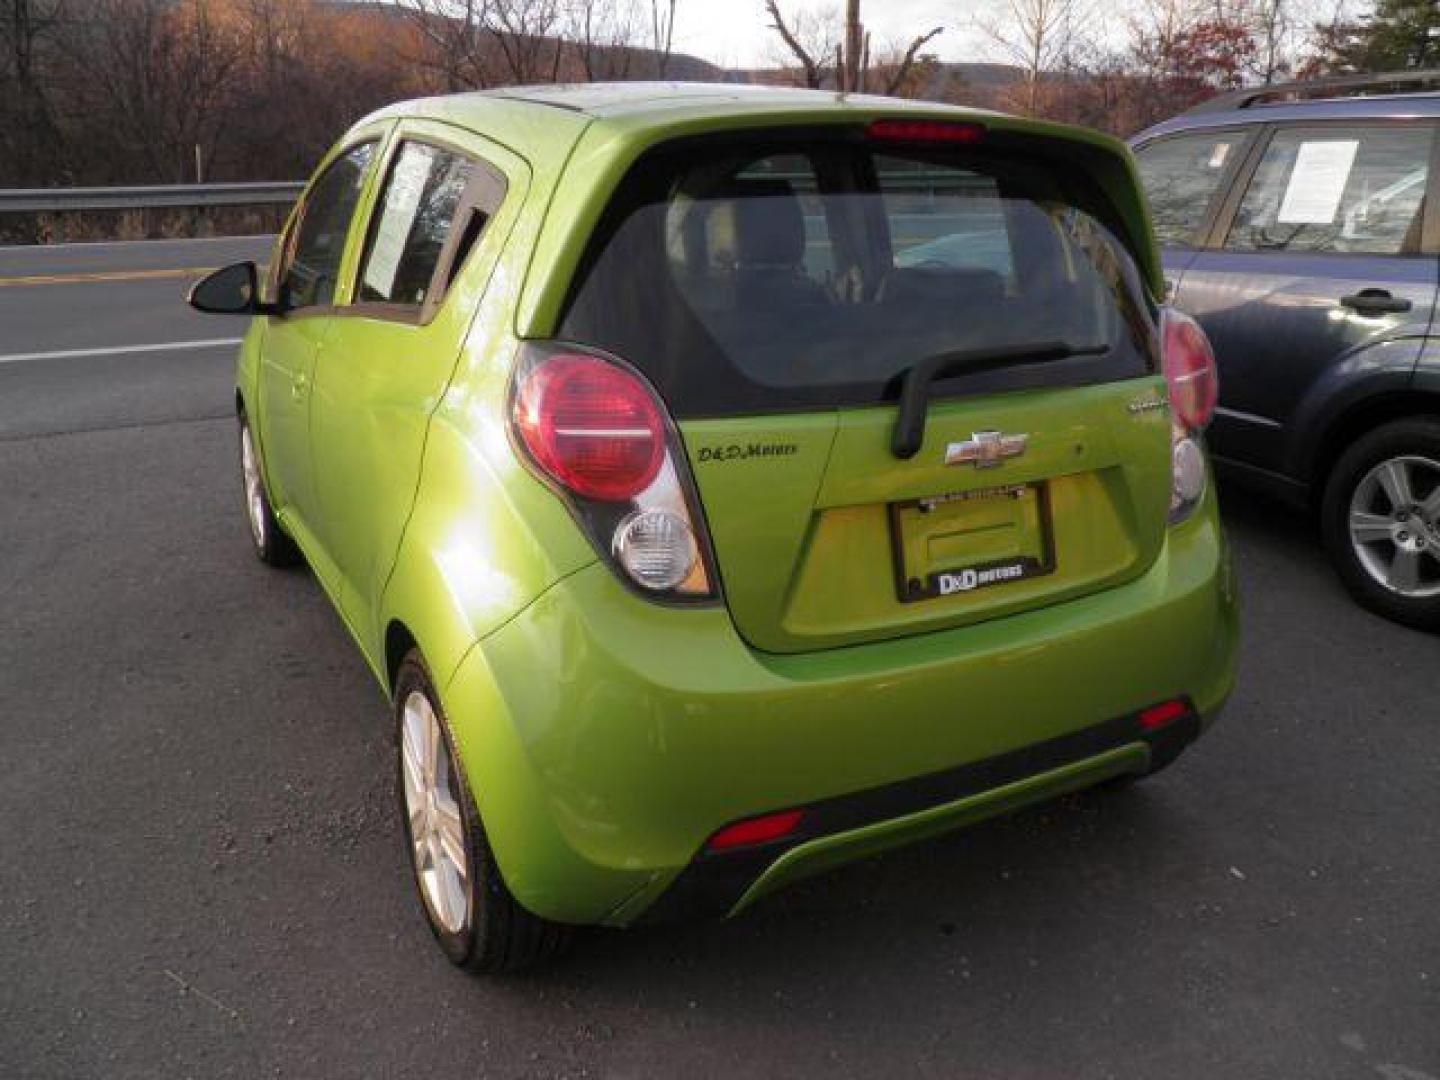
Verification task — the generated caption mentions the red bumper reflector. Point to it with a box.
[708,809,804,851]
[1138,699,1189,731]
[866,119,986,145]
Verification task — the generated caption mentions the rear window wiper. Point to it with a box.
[890,341,1109,459]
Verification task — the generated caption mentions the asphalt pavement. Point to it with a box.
[1,238,1437,1079]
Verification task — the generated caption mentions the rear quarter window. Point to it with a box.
[559,131,1158,418]
[1134,131,1247,247]
[359,141,477,308]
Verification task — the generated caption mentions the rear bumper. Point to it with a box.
[441,500,1238,926]
[640,705,1199,922]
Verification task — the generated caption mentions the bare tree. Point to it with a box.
[489,0,564,83]
[565,0,640,80]
[1,0,66,181]
[764,0,835,87]
[2,0,59,91]
[1246,0,1286,81]
[978,0,1086,114]
[649,0,675,77]
[1125,0,1200,86]
[395,0,585,88]
[395,0,495,90]
[766,0,940,94]
[1237,0,1336,84]
[879,24,944,95]
[75,0,244,182]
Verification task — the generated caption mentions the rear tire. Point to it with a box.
[394,654,571,973]
[1321,418,1440,632]
[238,415,300,567]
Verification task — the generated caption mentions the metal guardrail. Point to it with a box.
[0,182,303,213]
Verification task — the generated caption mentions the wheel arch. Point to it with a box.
[1305,390,1440,507]
[384,619,419,695]
[375,413,596,696]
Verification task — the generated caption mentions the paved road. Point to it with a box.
[0,237,270,442]
[2,239,1437,1079]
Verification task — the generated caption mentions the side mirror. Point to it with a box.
[187,261,272,315]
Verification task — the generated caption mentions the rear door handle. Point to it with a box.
[291,372,308,399]
[1340,289,1413,316]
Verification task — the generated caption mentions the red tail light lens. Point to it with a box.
[1161,308,1218,431]
[514,354,665,501]
[708,809,804,851]
[1138,699,1190,731]
[867,119,986,144]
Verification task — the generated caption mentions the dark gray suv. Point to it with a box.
[1133,71,1440,630]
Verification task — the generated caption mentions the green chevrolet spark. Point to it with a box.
[189,83,1238,971]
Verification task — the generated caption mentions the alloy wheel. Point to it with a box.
[240,424,267,549]
[1348,454,1440,599]
[400,690,471,936]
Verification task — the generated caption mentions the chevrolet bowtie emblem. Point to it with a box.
[945,431,1029,468]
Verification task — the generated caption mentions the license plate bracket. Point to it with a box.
[889,482,1056,603]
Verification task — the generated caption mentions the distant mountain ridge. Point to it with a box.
[335,4,1022,96]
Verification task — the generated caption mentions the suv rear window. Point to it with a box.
[559,132,1157,418]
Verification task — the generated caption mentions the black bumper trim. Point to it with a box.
[638,702,1200,924]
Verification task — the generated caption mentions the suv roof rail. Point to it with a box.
[1183,69,1440,115]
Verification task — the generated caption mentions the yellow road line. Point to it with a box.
[0,266,220,288]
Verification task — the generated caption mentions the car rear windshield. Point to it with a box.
[558,131,1158,418]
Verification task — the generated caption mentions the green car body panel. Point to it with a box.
[233,84,1238,928]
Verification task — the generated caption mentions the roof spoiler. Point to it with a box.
[1184,69,1440,116]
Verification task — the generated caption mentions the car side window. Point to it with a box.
[1134,131,1245,248]
[278,142,376,312]
[1225,125,1433,256]
[356,141,501,317]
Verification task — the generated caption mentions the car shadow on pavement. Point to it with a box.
[483,781,1228,1064]
[423,478,1440,1076]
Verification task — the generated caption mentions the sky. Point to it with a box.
[669,0,1358,71]
[669,0,991,70]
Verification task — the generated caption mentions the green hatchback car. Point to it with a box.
[190,83,1238,971]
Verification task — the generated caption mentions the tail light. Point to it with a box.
[514,355,664,501]
[511,344,716,600]
[1162,307,1218,431]
[1161,308,1218,524]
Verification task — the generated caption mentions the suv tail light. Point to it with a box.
[511,344,716,600]
[1162,307,1218,431]
[1160,307,1218,523]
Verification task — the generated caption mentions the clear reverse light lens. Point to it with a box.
[1160,307,1217,525]
[1170,428,1207,522]
[612,509,698,591]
